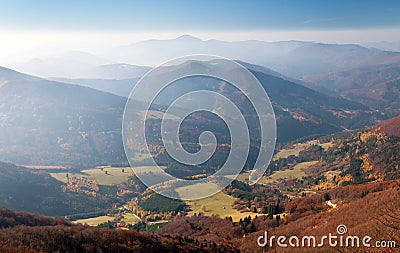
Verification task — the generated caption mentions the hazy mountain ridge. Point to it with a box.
[363,40,400,52]
[302,62,400,114]
[19,53,151,79]
[16,35,400,81]
[104,35,400,79]
[0,67,127,167]
[50,77,139,98]
[0,62,383,166]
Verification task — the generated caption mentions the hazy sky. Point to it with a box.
[1,0,400,66]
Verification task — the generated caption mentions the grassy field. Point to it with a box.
[265,161,318,183]
[274,140,333,160]
[51,166,166,185]
[132,166,166,174]
[138,109,180,120]
[274,140,319,160]
[73,213,140,226]
[121,213,141,225]
[319,141,334,151]
[131,152,151,161]
[21,165,67,170]
[226,171,250,182]
[175,182,221,200]
[51,167,132,185]
[73,216,114,226]
[225,171,267,185]
[178,184,261,222]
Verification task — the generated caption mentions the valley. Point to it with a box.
[18,119,398,236]
[1,32,400,252]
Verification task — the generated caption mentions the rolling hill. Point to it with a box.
[0,66,127,167]
[0,62,383,168]
[302,62,400,115]
[373,115,400,137]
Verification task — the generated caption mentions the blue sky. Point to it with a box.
[1,0,400,66]
[1,0,400,32]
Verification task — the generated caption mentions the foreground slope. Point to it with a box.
[373,115,400,137]
[0,207,236,253]
[159,179,399,253]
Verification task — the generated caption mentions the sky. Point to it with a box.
[1,0,400,66]
[1,0,400,31]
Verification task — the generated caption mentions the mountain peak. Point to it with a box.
[175,34,202,41]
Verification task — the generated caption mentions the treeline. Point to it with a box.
[0,207,69,229]
[139,193,186,213]
[0,224,236,253]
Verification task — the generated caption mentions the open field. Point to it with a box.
[51,166,165,185]
[319,141,334,150]
[132,166,166,174]
[225,170,268,185]
[73,213,140,226]
[225,171,249,182]
[21,165,68,170]
[73,216,114,226]
[131,152,151,161]
[175,182,221,200]
[274,140,319,159]
[51,167,132,185]
[138,109,180,120]
[265,160,318,183]
[180,187,261,222]
[274,140,333,160]
[121,213,141,225]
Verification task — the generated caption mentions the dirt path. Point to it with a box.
[327,200,337,209]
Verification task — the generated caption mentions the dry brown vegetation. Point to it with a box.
[159,180,400,252]
[0,208,237,253]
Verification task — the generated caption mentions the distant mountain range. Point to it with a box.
[102,35,400,78]
[15,35,400,81]
[12,36,400,125]
[362,41,400,52]
[18,51,151,79]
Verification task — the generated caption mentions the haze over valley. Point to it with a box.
[1,1,400,252]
